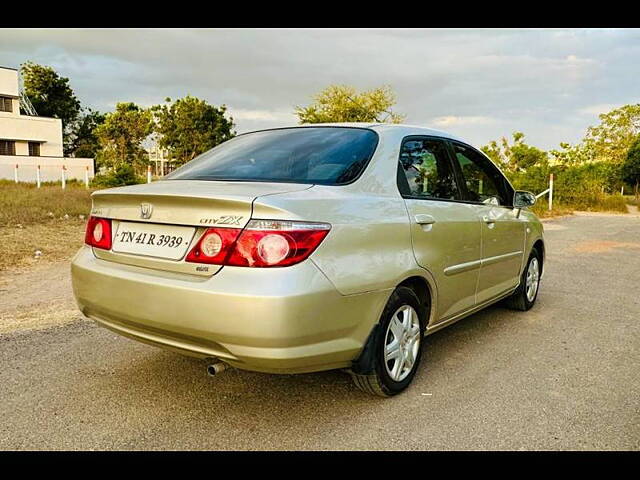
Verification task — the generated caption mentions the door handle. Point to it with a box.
[482,215,496,228]
[415,214,436,225]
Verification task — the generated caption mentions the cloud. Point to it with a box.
[230,109,296,122]
[431,116,496,127]
[1,28,639,150]
[578,103,621,116]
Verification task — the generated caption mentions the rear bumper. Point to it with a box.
[71,246,389,373]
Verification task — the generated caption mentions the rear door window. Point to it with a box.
[397,137,461,200]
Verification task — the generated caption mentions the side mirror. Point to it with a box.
[513,190,536,208]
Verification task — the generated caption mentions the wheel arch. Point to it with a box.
[396,275,434,327]
[351,273,435,375]
[532,238,545,275]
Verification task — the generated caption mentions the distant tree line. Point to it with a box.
[20,63,640,200]
[20,62,236,186]
[479,105,640,204]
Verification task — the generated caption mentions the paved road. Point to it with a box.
[1,212,639,450]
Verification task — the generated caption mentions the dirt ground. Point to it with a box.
[0,261,85,335]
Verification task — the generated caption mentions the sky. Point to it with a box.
[1,28,639,150]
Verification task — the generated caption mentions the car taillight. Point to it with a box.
[185,227,242,265]
[85,216,112,250]
[185,220,330,267]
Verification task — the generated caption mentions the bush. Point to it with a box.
[625,195,639,206]
[598,194,628,212]
[91,164,144,188]
[507,161,628,213]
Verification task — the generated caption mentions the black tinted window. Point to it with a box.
[451,142,511,206]
[166,127,378,185]
[397,137,460,200]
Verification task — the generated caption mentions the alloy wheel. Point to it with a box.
[384,305,421,382]
[525,257,540,302]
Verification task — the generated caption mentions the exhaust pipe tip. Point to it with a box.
[207,361,229,376]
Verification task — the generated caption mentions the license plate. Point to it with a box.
[112,221,195,260]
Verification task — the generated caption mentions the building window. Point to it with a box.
[28,142,41,156]
[0,140,16,156]
[0,96,12,112]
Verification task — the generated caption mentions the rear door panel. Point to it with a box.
[404,199,482,321]
[397,136,482,322]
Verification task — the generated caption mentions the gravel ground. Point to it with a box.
[0,262,84,334]
[0,211,639,450]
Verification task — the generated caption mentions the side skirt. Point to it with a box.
[425,288,517,336]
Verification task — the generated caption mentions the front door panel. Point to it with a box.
[476,205,525,303]
[447,140,526,305]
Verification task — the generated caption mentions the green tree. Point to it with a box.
[549,142,593,166]
[295,85,404,124]
[622,136,640,201]
[91,163,143,188]
[95,102,153,171]
[481,132,548,173]
[152,96,235,166]
[67,109,105,158]
[583,104,640,165]
[20,62,82,154]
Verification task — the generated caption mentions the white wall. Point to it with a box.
[0,67,19,98]
[0,155,95,182]
[0,65,94,181]
[0,114,64,156]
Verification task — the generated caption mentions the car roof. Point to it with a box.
[239,122,468,144]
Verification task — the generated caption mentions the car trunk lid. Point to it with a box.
[89,180,312,276]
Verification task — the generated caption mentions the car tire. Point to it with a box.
[505,247,541,311]
[350,286,426,397]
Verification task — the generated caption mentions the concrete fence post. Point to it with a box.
[621,186,624,196]
[36,165,41,188]
[85,166,90,188]
[14,164,18,183]
[61,165,66,190]
[548,173,554,211]
[147,165,152,184]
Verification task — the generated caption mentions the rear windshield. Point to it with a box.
[165,127,379,185]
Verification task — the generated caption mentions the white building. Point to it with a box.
[0,65,94,183]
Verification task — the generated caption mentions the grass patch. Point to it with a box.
[0,181,93,271]
[0,180,93,227]
[530,193,629,218]
[594,194,629,213]
[624,195,639,206]
[531,203,574,218]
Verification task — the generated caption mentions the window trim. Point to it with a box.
[396,135,465,203]
[446,139,516,209]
